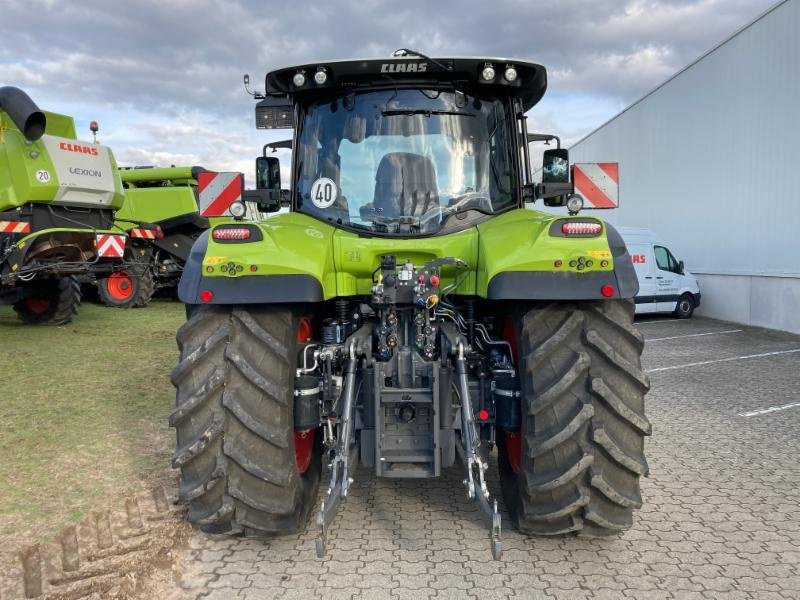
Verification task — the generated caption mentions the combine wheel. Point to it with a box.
[498,299,651,536]
[98,267,155,308]
[13,276,81,325]
[170,305,321,536]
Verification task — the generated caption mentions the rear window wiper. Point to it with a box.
[381,109,474,117]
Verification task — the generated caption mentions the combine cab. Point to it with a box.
[171,55,650,559]
[0,87,130,324]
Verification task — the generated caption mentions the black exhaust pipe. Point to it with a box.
[0,86,46,141]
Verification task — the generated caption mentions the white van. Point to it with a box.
[618,228,701,318]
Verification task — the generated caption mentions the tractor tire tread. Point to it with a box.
[506,299,649,538]
[170,305,320,537]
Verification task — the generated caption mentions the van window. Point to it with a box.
[654,245,680,273]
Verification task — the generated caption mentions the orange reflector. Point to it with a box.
[250,265,258,272]
[200,290,214,302]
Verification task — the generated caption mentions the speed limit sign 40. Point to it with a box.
[310,177,338,209]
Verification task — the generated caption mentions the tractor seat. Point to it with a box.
[373,153,439,219]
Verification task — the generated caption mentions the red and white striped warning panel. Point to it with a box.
[0,220,31,234]
[198,171,244,217]
[573,163,619,209]
[129,227,156,239]
[96,234,126,258]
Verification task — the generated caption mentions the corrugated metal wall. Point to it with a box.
[565,0,800,333]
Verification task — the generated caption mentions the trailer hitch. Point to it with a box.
[315,340,361,558]
[454,340,503,560]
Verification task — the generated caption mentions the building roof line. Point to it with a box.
[567,0,791,149]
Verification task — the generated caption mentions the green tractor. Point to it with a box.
[92,166,211,308]
[0,87,137,324]
[171,54,650,559]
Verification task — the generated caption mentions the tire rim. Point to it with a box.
[25,297,50,314]
[502,315,522,474]
[503,431,522,475]
[294,430,315,474]
[106,272,134,301]
[294,317,317,474]
[680,300,691,313]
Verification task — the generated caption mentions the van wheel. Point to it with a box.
[673,294,694,319]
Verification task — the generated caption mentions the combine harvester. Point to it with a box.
[0,87,138,324]
[93,166,212,308]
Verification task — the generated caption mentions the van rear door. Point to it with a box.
[628,244,658,313]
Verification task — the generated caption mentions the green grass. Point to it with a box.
[0,299,185,546]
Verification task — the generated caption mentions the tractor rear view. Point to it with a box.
[171,55,650,559]
[0,87,129,324]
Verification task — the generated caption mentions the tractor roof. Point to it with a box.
[264,56,548,111]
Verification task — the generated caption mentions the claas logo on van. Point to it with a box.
[632,255,647,264]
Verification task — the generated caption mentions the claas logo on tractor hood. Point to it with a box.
[59,141,98,156]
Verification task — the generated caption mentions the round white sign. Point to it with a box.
[36,169,51,183]
[310,177,338,209]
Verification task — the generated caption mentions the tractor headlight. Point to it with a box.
[314,69,328,85]
[504,66,518,82]
[481,64,496,81]
[229,201,246,219]
[292,72,306,87]
[566,194,584,214]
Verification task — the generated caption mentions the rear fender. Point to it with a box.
[177,214,335,304]
[477,209,638,300]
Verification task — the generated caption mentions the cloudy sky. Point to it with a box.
[1,0,777,181]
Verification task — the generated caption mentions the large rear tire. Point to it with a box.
[499,299,651,536]
[170,305,321,536]
[13,276,81,325]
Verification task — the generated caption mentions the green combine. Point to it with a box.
[93,166,209,308]
[170,54,650,560]
[0,86,133,324]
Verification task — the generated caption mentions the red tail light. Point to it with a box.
[213,227,251,241]
[562,221,602,236]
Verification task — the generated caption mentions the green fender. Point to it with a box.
[178,209,638,304]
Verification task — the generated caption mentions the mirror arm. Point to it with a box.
[535,181,573,199]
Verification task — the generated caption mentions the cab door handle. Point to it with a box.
[644,276,653,279]
[656,276,664,279]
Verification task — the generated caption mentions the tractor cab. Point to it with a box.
[250,56,573,233]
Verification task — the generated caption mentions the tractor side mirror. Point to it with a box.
[542,148,569,183]
[256,156,281,191]
[540,148,572,206]
[678,260,685,275]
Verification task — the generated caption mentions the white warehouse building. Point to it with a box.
[565,0,800,334]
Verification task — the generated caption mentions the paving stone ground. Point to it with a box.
[164,316,800,599]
